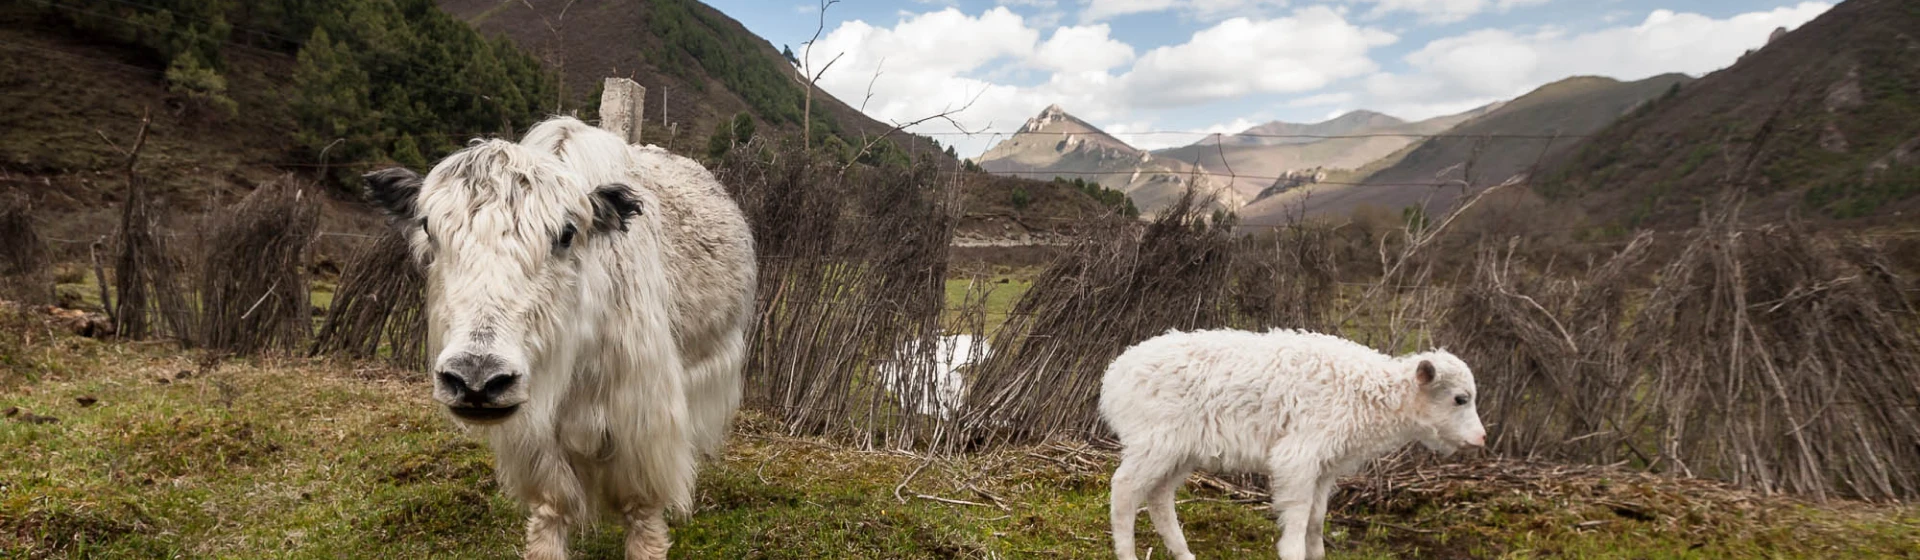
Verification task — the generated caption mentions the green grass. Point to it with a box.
[943,276,1032,333]
[3,309,1918,558]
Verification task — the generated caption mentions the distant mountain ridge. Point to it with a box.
[977,105,1242,216]
[1149,105,1499,201]
[1238,74,1694,224]
[1210,110,1411,147]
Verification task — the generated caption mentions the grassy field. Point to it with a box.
[943,275,1033,333]
[3,308,1919,559]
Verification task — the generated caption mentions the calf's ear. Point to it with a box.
[363,167,423,222]
[590,183,645,232]
[1416,360,1436,385]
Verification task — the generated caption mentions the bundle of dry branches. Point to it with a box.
[719,141,958,449]
[1435,199,1920,500]
[198,177,320,354]
[951,187,1234,450]
[0,194,52,305]
[309,229,426,367]
[111,169,194,342]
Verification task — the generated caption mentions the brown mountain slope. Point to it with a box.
[977,105,1242,216]
[1152,106,1497,200]
[1215,110,1408,147]
[1241,74,1693,225]
[436,0,923,153]
[1539,0,1920,227]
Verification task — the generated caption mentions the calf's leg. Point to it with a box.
[1268,459,1320,560]
[1144,464,1197,560]
[1109,451,1177,560]
[1306,476,1335,560]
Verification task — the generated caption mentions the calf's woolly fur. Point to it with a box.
[1100,328,1485,560]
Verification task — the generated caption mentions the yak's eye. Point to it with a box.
[557,223,577,249]
[1454,394,1471,407]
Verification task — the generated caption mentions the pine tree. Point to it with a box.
[164,50,237,117]
[292,27,376,177]
[730,112,756,144]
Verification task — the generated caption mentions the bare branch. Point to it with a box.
[859,57,887,114]
[840,87,986,175]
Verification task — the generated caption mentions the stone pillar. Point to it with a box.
[600,77,646,144]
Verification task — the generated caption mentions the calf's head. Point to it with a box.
[363,140,642,425]
[1403,352,1487,455]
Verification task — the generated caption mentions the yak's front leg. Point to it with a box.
[622,503,671,560]
[524,501,573,560]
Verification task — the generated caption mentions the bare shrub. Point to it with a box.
[1624,212,1920,501]
[112,175,195,342]
[198,178,320,354]
[0,194,52,304]
[1435,199,1920,500]
[952,188,1232,450]
[721,141,957,449]
[1437,233,1655,463]
[1227,225,1342,332]
[309,229,426,367]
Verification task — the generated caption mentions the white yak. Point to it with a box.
[362,116,755,560]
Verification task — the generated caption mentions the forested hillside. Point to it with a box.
[1539,0,1920,226]
[6,0,559,183]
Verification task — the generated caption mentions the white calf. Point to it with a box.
[1099,328,1486,560]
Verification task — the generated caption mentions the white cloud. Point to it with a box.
[1081,0,1290,21]
[1360,2,1833,119]
[802,5,1396,157]
[1032,24,1135,73]
[1351,0,1550,24]
[1117,7,1394,107]
[1103,117,1274,150]
[1284,92,1354,107]
[1082,0,1178,21]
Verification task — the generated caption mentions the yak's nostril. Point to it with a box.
[477,373,520,400]
[438,372,472,395]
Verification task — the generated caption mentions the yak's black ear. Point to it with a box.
[363,167,423,221]
[590,183,644,232]
[1416,360,1437,386]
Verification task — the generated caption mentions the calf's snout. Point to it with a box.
[433,352,526,423]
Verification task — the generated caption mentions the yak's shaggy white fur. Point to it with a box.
[364,116,755,560]
[1099,328,1486,560]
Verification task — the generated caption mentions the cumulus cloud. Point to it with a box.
[1081,0,1178,21]
[1117,7,1395,107]
[1081,0,1290,21]
[1351,0,1551,24]
[1359,2,1833,119]
[1032,24,1135,73]
[802,5,1393,157]
[794,2,1829,159]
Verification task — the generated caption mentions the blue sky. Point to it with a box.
[704,0,1831,157]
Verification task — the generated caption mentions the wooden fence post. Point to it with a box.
[600,77,646,144]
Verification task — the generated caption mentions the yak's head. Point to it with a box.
[1403,351,1487,456]
[363,140,642,425]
